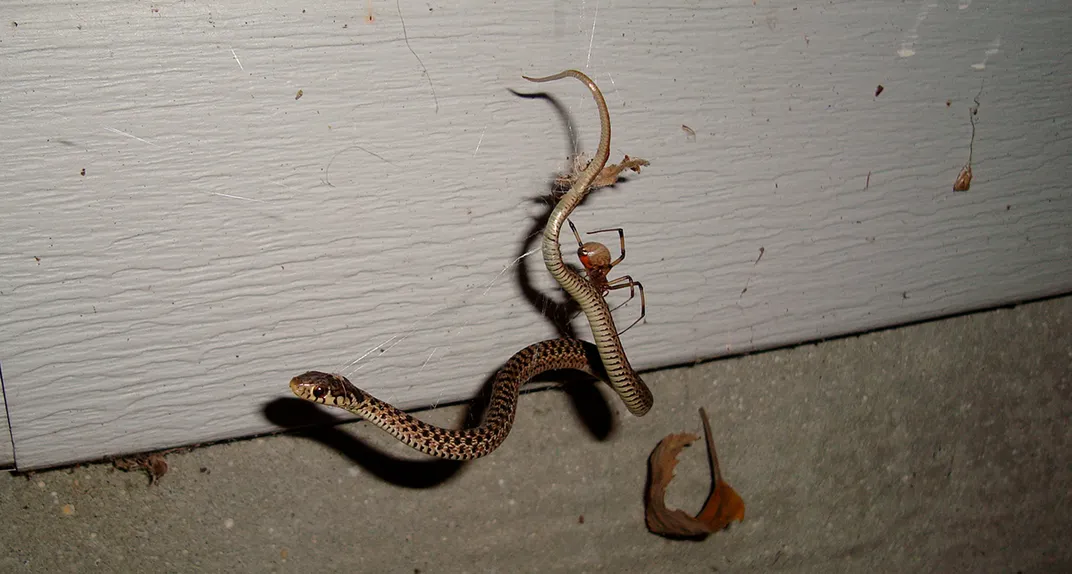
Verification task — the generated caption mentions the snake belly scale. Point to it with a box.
[290,70,652,460]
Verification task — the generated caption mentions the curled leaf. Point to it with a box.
[555,154,650,190]
[113,452,170,485]
[645,407,744,539]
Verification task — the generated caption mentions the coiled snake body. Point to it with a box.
[290,70,652,460]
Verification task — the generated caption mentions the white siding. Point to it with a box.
[1,0,1069,469]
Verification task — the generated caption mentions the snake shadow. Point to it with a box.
[510,87,643,338]
[511,87,643,432]
[264,365,614,489]
[264,396,463,488]
[510,88,584,340]
[264,88,639,489]
[509,89,622,449]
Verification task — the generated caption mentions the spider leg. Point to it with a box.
[567,219,585,248]
[604,275,645,335]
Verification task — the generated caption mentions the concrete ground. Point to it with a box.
[2,297,1070,573]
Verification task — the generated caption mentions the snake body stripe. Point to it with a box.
[523,70,653,417]
[292,339,602,459]
[289,70,652,460]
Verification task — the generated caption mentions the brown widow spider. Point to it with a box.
[568,219,646,335]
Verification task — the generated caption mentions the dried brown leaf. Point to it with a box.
[554,154,650,190]
[645,408,744,539]
[113,452,169,485]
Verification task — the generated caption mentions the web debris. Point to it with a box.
[336,245,542,380]
[953,81,984,192]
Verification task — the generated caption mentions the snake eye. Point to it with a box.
[312,386,327,399]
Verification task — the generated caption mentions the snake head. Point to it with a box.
[289,371,363,406]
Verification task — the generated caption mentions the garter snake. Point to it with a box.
[290,70,652,459]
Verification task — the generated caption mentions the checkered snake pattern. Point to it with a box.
[289,70,652,459]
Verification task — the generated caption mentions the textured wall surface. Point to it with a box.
[2,1,1070,469]
[0,371,9,467]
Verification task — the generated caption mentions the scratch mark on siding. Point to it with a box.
[103,127,160,148]
[207,192,265,203]
[474,124,487,157]
[396,0,439,113]
[230,48,244,71]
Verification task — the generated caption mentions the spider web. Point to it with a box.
[331,244,545,409]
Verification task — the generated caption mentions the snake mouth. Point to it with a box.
[289,372,326,399]
[290,371,353,404]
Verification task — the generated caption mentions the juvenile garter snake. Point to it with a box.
[290,70,652,459]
